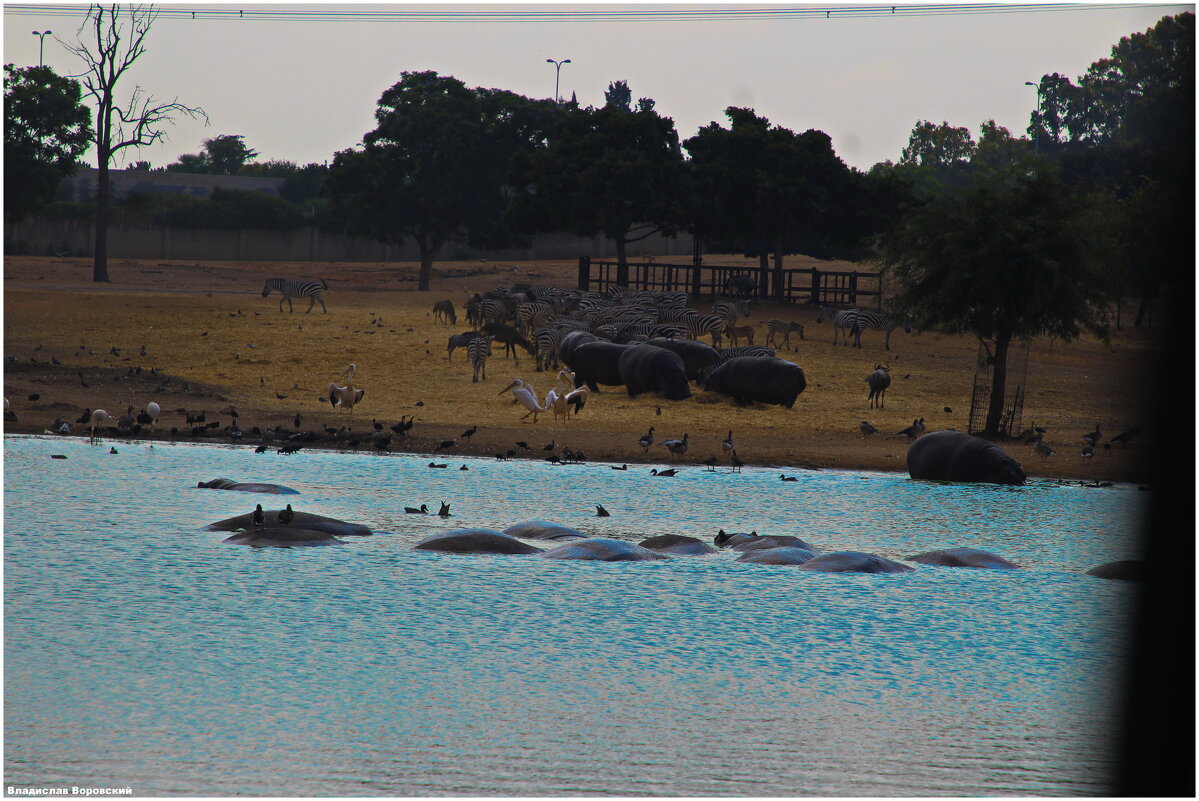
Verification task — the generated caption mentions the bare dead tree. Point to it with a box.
[63,4,206,282]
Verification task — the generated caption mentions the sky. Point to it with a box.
[2,1,1191,173]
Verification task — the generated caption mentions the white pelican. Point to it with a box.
[548,385,588,424]
[329,363,365,413]
[146,401,161,445]
[498,379,546,423]
[89,409,111,445]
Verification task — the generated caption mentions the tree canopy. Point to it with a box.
[324,71,554,290]
[166,134,258,175]
[4,64,93,223]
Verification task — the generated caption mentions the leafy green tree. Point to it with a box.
[4,64,92,223]
[899,120,976,167]
[166,134,258,175]
[881,167,1112,436]
[324,71,552,291]
[604,80,632,111]
[64,4,206,282]
[518,96,687,282]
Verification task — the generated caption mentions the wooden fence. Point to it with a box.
[577,258,883,308]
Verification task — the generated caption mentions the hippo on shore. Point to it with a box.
[205,510,372,537]
[197,477,299,495]
[906,430,1026,486]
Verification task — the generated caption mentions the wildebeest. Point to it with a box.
[866,365,891,409]
[447,330,482,361]
[433,299,456,325]
[617,344,692,401]
[702,356,806,408]
[482,322,535,361]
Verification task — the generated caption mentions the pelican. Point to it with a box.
[554,369,576,393]
[329,363,365,413]
[661,432,689,461]
[89,409,111,445]
[499,379,546,423]
[548,385,589,424]
[145,401,161,444]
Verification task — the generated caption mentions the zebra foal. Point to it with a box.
[262,277,329,313]
[765,320,805,350]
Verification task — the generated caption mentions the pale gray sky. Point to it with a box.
[3,2,1191,172]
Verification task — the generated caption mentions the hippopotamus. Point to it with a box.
[714,529,759,548]
[796,551,915,574]
[906,547,1019,569]
[731,534,820,553]
[413,529,544,555]
[618,344,692,401]
[645,338,720,383]
[702,356,806,408]
[1086,560,1144,581]
[569,341,630,391]
[223,527,344,547]
[906,430,1026,486]
[736,546,818,565]
[205,510,372,537]
[540,538,667,561]
[557,330,601,370]
[502,521,589,541]
[638,534,718,555]
[196,477,300,495]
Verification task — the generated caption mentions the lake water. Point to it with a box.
[4,433,1145,796]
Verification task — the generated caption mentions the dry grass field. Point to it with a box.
[2,254,1163,483]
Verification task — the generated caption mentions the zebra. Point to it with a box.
[713,299,751,332]
[815,306,859,346]
[447,331,481,361]
[727,324,755,346]
[532,327,562,372]
[261,277,328,313]
[851,311,911,350]
[468,336,495,383]
[765,320,805,350]
[683,313,725,346]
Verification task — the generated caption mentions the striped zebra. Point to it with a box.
[852,312,911,350]
[713,299,751,331]
[532,327,562,372]
[261,277,328,313]
[765,320,805,350]
[815,306,860,346]
[468,336,495,383]
[683,313,725,346]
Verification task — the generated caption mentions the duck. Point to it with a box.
[610,464,628,471]
[405,504,429,514]
[427,462,447,469]
[650,468,678,477]
[278,504,295,526]
[595,505,610,517]
[438,501,452,518]
[251,504,266,529]
[780,474,798,482]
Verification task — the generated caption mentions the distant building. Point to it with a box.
[61,168,285,202]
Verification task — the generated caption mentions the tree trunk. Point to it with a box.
[772,248,784,302]
[983,329,1012,435]
[417,237,439,292]
[615,236,628,287]
[93,146,110,283]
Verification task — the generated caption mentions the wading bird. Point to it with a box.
[329,363,365,413]
[89,409,111,445]
[498,379,546,423]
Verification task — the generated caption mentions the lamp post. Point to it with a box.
[32,30,52,67]
[1025,80,1041,155]
[547,58,571,104]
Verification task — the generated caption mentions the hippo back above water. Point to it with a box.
[906,430,1026,486]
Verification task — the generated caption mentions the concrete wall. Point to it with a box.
[5,217,694,263]
[62,168,286,202]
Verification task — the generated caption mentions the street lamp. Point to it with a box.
[1025,80,1041,155]
[32,30,52,67]
[547,58,571,104]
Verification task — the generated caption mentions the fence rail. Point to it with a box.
[578,257,882,308]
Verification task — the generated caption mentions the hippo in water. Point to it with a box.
[906,430,1026,486]
[205,510,372,537]
[540,538,667,562]
[502,521,589,541]
[906,547,1019,569]
[196,477,300,495]
[796,551,914,574]
[223,527,344,547]
[413,529,544,555]
[638,534,718,555]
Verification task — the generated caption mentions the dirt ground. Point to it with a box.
[2,254,1162,484]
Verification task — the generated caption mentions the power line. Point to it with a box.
[5,3,1189,23]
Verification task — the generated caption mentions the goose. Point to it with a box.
[661,432,689,461]
[637,426,655,453]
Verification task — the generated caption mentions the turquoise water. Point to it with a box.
[4,434,1143,796]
